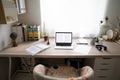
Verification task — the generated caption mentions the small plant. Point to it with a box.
[43,31,47,37]
[43,31,48,41]
[43,23,48,41]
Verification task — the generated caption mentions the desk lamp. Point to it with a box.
[10,32,18,47]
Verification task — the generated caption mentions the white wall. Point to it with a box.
[0,25,11,51]
[18,0,41,25]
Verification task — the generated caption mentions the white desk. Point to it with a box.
[0,38,120,80]
[0,38,120,58]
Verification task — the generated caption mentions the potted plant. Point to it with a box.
[43,23,49,41]
[43,32,48,41]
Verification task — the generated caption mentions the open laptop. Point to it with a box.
[54,32,73,50]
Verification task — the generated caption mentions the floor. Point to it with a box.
[13,72,33,80]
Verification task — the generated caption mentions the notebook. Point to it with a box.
[26,44,50,55]
[54,32,73,50]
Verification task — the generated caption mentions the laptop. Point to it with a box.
[54,32,73,50]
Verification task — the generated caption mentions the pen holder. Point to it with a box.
[44,36,48,42]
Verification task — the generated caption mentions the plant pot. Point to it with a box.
[44,36,48,41]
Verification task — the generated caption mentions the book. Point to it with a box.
[22,24,28,41]
[27,25,41,41]
[26,44,50,55]
[76,39,89,45]
[27,27,34,41]
[33,26,41,41]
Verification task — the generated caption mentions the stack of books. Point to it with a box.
[27,25,41,41]
[11,24,41,43]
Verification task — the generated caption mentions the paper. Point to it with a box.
[74,45,91,54]
[26,44,50,55]
[35,44,50,49]
[77,39,89,45]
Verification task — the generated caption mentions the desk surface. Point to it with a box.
[0,39,120,58]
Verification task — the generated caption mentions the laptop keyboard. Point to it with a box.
[54,46,73,50]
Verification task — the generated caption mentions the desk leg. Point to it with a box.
[9,57,11,80]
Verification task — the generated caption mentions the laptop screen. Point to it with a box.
[55,32,72,46]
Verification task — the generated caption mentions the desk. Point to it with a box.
[0,38,120,80]
[0,38,120,58]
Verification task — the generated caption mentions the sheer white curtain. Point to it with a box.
[40,0,108,37]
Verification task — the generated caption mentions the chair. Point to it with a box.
[33,64,94,80]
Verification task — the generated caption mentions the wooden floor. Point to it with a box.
[13,72,33,80]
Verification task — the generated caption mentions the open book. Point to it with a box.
[26,44,50,55]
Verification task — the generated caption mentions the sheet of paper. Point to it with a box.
[35,44,49,49]
[77,39,89,45]
[73,45,91,54]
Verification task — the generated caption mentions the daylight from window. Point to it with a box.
[40,0,108,37]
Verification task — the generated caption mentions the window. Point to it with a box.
[16,0,26,14]
[40,0,108,37]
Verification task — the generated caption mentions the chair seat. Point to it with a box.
[46,66,80,78]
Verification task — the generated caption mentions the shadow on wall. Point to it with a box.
[18,0,41,25]
[0,24,11,51]
[104,0,120,26]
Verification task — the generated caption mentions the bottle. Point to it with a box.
[90,37,96,46]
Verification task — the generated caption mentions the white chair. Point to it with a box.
[33,64,94,80]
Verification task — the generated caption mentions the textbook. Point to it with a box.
[26,44,50,55]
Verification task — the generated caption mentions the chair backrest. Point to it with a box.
[33,64,94,80]
[80,66,94,80]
